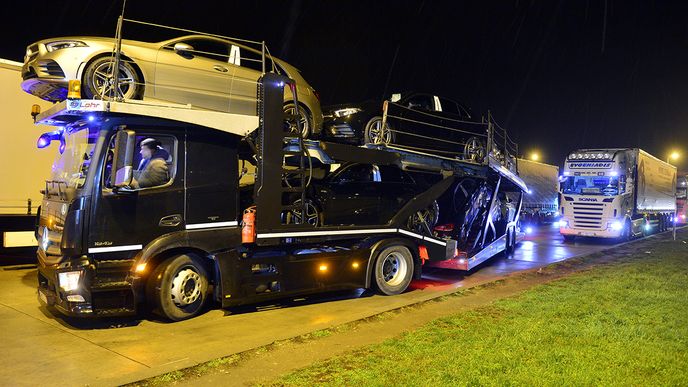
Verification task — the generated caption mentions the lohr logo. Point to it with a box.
[579,198,598,202]
[68,100,81,109]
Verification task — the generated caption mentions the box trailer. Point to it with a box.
[0,59,54,261]
[516,158,559,225]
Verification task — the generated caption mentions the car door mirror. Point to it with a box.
[111,129,136,189]
[173,42,194,58]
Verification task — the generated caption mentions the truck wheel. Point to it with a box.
[563,235,575,242]
[621,221,632,241]
[373,245,414,295]
[146,254,209,321]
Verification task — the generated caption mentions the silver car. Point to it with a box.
[21,35,322,136]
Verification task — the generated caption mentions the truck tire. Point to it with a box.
[372,245,414,295]
[146,254,209,321]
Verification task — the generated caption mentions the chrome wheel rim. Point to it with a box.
[170,267,202,307]
[91,60,137,99]
[368,119,391,144]
[284,104,309,138]
[292,201,319,226]
[380,251,407,286]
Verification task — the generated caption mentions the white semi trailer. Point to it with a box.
[559,148,676,241]
[0,59,54,261]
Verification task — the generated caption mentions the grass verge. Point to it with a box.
[272,238,688,386]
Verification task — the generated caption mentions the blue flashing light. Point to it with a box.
[610,171,619,177]
[87,115,95,122]
[525,226,533,234]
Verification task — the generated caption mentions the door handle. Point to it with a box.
[159,214,182,227]
[213,65,229,73]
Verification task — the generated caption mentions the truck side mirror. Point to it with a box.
[111,129,136,189]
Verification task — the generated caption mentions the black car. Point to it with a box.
[321,92,485,160]
[284,162,439,232]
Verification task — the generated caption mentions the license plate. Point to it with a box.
[37,289,48,305]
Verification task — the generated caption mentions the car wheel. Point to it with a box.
[283,102,311,139]
[287,199,320,226]
[364,116,394,145]
[463,136,486,162]
[407,200,440,235]
[372,245,414,295]
[82,56,143,100]
[146,254,209,321]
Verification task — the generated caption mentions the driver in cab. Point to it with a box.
[132,138,169,189]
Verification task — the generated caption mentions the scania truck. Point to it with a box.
[559,149,676,241]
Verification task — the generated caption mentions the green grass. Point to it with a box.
[274,241,688,386]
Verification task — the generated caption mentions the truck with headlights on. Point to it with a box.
[558,149,676,241]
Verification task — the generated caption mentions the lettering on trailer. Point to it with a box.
[568,162,613,169]
[67,99,105,111]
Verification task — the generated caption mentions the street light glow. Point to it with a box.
[531,152,540,161]
[668,151,680,164]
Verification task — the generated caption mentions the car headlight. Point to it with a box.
[58,270,81,292]
[45,40,88,52]
[332,107,362,118]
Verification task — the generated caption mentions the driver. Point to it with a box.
[132,138,169,188]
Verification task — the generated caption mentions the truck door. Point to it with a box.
[91,132,184,252]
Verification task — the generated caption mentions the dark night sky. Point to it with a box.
[4,0,688,171]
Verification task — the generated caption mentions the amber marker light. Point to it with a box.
[319,264,328,272]
[67,80,82,99]
[351,262,360,269]
[135,263,147,273]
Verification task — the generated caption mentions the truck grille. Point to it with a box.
[572,202,604,229]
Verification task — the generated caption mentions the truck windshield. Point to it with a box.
[49,126,99,190]
[561,176,620,196]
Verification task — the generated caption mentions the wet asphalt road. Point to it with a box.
[0,224,632,386]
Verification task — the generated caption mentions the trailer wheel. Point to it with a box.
[146,254,209,321]
[505,228,515,254]
[372,245,414,295]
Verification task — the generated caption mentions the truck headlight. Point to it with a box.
[58,271,81,292]
[557,220,569,228]
[610,221,623,231]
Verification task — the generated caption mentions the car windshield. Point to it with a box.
[49,126,99,190]
[561,176,620,196]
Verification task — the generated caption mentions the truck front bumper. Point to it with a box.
[559,227,621,238]
[37,253,138,318]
